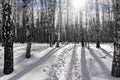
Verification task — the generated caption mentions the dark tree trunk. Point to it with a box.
[56,41,59,47]
[111,0,120,77]
[2,0,14,74]
[56,35,59,47]
[56,33,59,47]
[96,39,100,48]
[81,37,84,47]
[22,0,32,58]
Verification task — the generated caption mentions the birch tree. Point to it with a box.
[2,0,14,74]
[95,0,100,48]
[79,11,84,47]
[48,0,56,47]
[56,0,62,47]
[111,0,120,77]
[22,0,32,58]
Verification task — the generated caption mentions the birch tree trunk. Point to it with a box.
[66,0,69,42]
[111,0,120,77]
[2,0,14,74]
[56,0,62,47]
[80,12,84,47]
[96,0,100,48]
[22,0,32,58]
[48,0,56,47]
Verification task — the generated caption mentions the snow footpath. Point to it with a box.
[0,43,120,80]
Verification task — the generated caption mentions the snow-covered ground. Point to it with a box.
[0,43,120,80]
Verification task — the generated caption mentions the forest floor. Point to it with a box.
[0,43,120,80]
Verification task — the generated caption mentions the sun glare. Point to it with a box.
[71,0,87,10]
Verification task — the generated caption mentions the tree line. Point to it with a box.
[0,0,114,44]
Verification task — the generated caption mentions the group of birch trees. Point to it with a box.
[0,0,120,78]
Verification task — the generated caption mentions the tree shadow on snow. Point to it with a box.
[14,46,49,65]
[99,48,113,58]
[0,68,5,77]
[89,48,113,80]
[81,47,91,80]
[8,45,67,80]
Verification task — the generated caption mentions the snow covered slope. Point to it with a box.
[0,43,120,80]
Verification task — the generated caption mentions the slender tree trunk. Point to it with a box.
[2,0,14,74]
[12,0,17,43]
[22,0,32,58]
[96,0,100,48]
[66,0,69,42]
[31,0,34,39]
[48,0,56,47]
[111,0,120,77]
[56,0,62,47]
[85,6,88,47]
[79,11,84,47]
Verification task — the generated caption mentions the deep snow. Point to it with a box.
[0,43,120,80]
